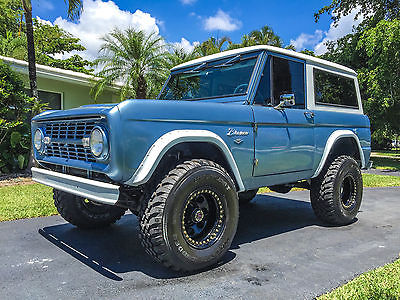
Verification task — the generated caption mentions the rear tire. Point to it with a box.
[310,155,363,225]
[54,189,126,229]
[138,159,239,272]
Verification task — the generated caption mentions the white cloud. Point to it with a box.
[290,9,363,55]
[290,30,324,51]
[52,0,160,61]
[35,16,53,26]
[204,9,241,32]
[173,37,200,53]
[180,0,197,5]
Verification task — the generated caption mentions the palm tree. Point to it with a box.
[164,46,199,70]
[195,36,231,56]
[91,28,167,100]
[248,25,282,47]
[21,0,83,106]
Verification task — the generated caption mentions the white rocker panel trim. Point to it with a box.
[312,130,366,178]
[126,130,246,192]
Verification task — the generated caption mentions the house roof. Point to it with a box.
[171,45,357,75]
[0,55,122,90]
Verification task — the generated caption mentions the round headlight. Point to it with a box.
[90,127,108,159]
[34,129,44,152]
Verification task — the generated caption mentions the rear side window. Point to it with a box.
[314,69,358,108]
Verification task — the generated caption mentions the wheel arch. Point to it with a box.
[125,130,245,192]
[312,130,365,178]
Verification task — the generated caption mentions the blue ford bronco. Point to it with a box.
[31,45,371,271]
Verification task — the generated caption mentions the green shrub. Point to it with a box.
[0,60,32,173]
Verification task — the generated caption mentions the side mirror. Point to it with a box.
[274,93,295,110]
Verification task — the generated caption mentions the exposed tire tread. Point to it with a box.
[138,159,234,271]
[310,155,362,225]
[54,190,126,229]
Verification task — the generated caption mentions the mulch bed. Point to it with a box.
[0,172,34,187]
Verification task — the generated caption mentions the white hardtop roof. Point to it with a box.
[171,45,357,75]
[0,55,122,90]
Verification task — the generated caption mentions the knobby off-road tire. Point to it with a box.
[54,189,126,229]
[310,155,363,225]
[238,189,258,204]
[138,159,239,272]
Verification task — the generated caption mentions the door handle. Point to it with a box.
[304,111,315,119]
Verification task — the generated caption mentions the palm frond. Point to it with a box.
[65,0,83,21]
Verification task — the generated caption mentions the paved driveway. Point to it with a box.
[1,187,399,299]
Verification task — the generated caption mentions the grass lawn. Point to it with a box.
[0,173,399,222]
[371,150,400,158]
[0,183,56,222]
[319,258,400,300]
[371,157,400,171]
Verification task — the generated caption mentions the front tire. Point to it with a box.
[139,159,239,272]
[310,155,363,225]
[54,189,126,229]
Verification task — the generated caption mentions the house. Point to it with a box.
[0,55,121,110]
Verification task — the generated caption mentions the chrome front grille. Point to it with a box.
[45,120,96,140]
[45,142,96,162]
[43,118,102,163]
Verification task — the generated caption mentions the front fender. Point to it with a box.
[124,130,245,192]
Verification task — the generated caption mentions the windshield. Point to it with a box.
[158,53,259,101]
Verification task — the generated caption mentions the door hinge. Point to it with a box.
[253,123,258,133]
[254,158,259,166]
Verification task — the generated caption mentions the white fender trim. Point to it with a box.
[312,130,366,178]
[126,130,245,192]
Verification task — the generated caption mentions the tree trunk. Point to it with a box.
[136,75,147,99]
[22,0,37,172]
[22,0,38,102]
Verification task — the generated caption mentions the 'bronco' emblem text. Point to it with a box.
[227,128,249,137]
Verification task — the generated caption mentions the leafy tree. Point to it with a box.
[33,20,92,74]
[314,0,400,25]
[0,31,26,58]
[316,1,400,148]
[0,21,92,74]
[91,28,167,101]
[357,19,400,146]
[0,0,23,37]
[0,60,32,173]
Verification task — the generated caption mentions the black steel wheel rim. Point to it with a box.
[340,174,357,210]
[182,189,225,249]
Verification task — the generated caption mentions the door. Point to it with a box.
[252,55,315,177]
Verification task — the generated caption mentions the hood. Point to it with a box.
[32,103,118,122]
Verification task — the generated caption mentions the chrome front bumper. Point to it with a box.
[31,167,120,205]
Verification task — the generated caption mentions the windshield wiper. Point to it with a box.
[212,55,241,69]
[182,62,208,74]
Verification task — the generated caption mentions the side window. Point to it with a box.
[272,57,305,109]
[254,56,305,108]
[254,57,271,105]
[314,69,358,108]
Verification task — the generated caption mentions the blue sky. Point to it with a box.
[31,0,361,61]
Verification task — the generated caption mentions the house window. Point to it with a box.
[26,89,62,110]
